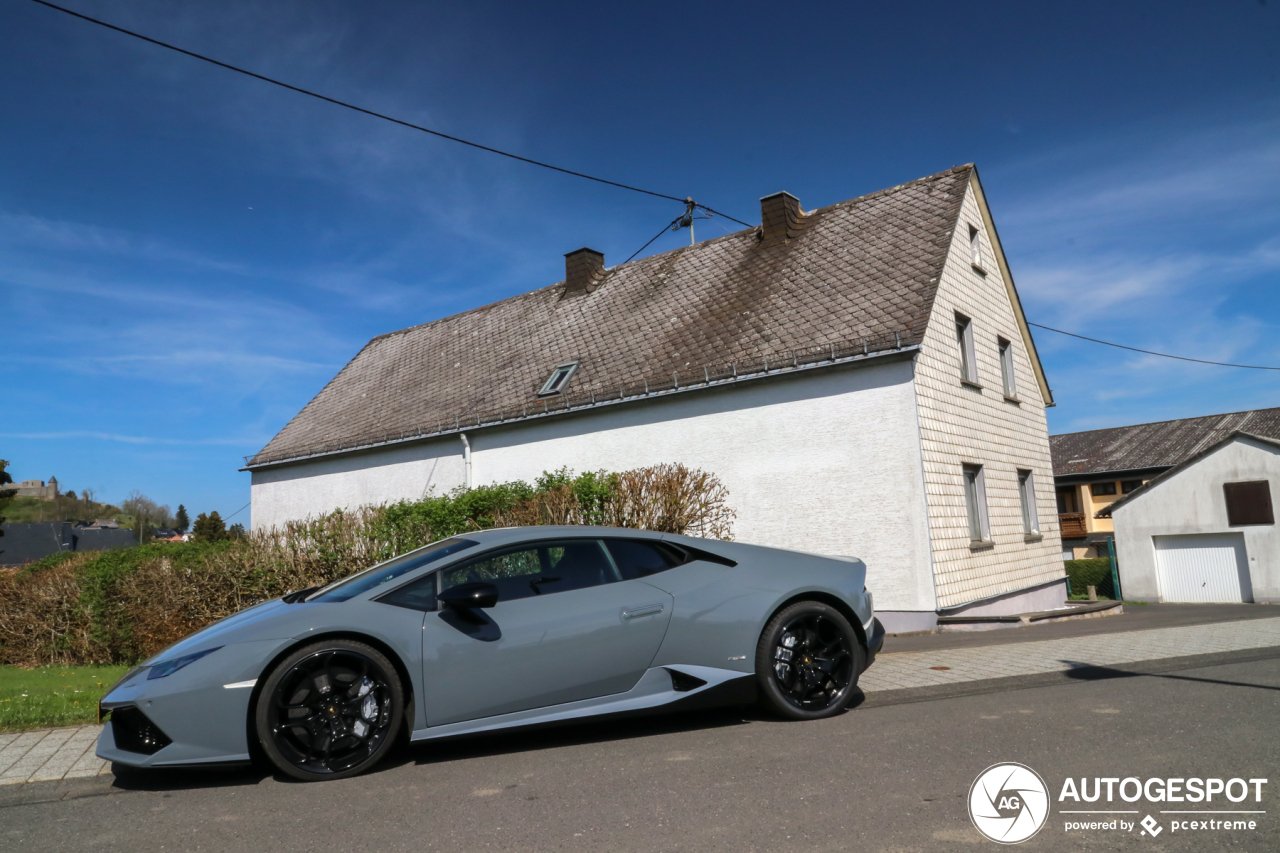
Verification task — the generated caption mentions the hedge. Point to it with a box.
[0,464,734,667]
[1064,557,1117,599]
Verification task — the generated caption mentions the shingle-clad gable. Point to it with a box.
[1051,407,1280,477]
[249,166,973,468]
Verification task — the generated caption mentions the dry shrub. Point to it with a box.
[605,463,735,538]
[496,464,735,539]
[0,558,96,666]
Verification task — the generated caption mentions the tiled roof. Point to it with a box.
[1050,407,1280,477]
[248,166,973,468]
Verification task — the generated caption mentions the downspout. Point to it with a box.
[459,433,472,490]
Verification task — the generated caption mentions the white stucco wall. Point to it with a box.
[251,438,466,531]
[251,358,938,613]
[1112,437,1280,603]
[912,180,1065,609]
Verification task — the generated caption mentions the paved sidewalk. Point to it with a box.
[0,725,109,786]
[860,614,1280,691]
[4,616,1280,787]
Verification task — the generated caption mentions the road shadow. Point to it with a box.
[405,704,760,766]
[1059,660,1280,691]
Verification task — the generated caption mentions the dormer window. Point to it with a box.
[538,361,579,396]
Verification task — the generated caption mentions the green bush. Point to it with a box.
[1065,557,1116,599]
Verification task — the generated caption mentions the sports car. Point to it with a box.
[97,526,885,781]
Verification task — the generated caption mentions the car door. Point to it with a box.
[420,538,673,726]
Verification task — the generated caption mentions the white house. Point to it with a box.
[245,165,1065,632]
[1104,431,1280,604]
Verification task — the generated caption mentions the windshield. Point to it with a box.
[308,538,478,602]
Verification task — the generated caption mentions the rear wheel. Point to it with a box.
[255,639,403,782]
[755,601,863,720]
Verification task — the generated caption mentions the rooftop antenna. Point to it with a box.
[672,197,711,246]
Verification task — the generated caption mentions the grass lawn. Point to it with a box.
[0,665,131,731]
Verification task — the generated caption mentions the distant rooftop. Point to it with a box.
[1050,407,1280,477]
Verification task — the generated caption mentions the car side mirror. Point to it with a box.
[439,581,498,611]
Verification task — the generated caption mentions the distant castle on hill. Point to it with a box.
[6,477,59,500]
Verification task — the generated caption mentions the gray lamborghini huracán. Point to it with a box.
[98,527,885,781]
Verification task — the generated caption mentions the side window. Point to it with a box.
[998,337,1017,398]
[378,573,438,612]
[956,313,978,384]
[605,539,685,580]
[441,540,619,602]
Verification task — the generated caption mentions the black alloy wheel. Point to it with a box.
[255,639,403,781]
[755,601,863,720]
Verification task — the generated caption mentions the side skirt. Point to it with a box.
[409,665,756,743]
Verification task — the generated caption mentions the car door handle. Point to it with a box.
[622,604,664,619]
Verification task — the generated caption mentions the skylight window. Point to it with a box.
[538,361,580,396]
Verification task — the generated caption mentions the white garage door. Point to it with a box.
[1152,533,1252,603]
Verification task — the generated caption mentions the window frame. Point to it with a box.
[998,337,1017,398]
[538,360,580,397]
[963,463,991,544]
[956,313,979,386]
[1018,469,1040,536]
[1224,480,1275,526]
[1091,481,1117,497]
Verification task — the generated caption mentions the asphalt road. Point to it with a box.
[4,648,1278,852]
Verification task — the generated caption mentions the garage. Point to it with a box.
[1153,533,1252,603]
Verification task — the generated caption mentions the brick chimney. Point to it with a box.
[759,191,808,245]
[563,247,605,296]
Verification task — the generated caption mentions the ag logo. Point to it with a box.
[968,763,1050,844]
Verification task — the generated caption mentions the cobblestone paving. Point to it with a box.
[3,616,1279,786]
[859,615,1280,691]
[0,725,109,786]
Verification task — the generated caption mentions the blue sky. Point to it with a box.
[2,0,1278,522]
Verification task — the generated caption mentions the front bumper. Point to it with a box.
[96,639,283,768]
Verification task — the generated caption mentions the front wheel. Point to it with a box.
[755,601,863,720]
[255,639,404,781]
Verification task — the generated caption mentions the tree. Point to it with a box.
[120,490,171,542]
[192,511,228,542]
[0,460,14,545]
[175,504,190,534]
[228,522,246,541]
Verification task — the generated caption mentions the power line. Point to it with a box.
[26,0,753,228]
[624,214,686,264]
[1029,322,1280,371]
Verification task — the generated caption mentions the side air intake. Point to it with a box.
[666,669,709,693]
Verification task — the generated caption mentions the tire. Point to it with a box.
[255,639,404,782]
[755,601,864,720]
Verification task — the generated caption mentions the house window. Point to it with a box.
[998,337,1017,398]
[956,314,978,385]
[1224,481,1274,526]
[969,224,982,268]
[1056,487,1079,514]
[1018,469,1040,535]
[538,361,579,396]
[1091,481,1117,497]
[963,464,990,543]
[1121,479,1143,494]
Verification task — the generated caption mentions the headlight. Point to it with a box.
[147,647,222,680]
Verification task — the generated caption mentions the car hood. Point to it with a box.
[143,597,295,664]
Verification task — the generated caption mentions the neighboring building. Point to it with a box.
[1101,432,1279,604]
[5,476,59,500]
[245,165,1065,633]
[1050,407,1280,559]
[0,522,135,568]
